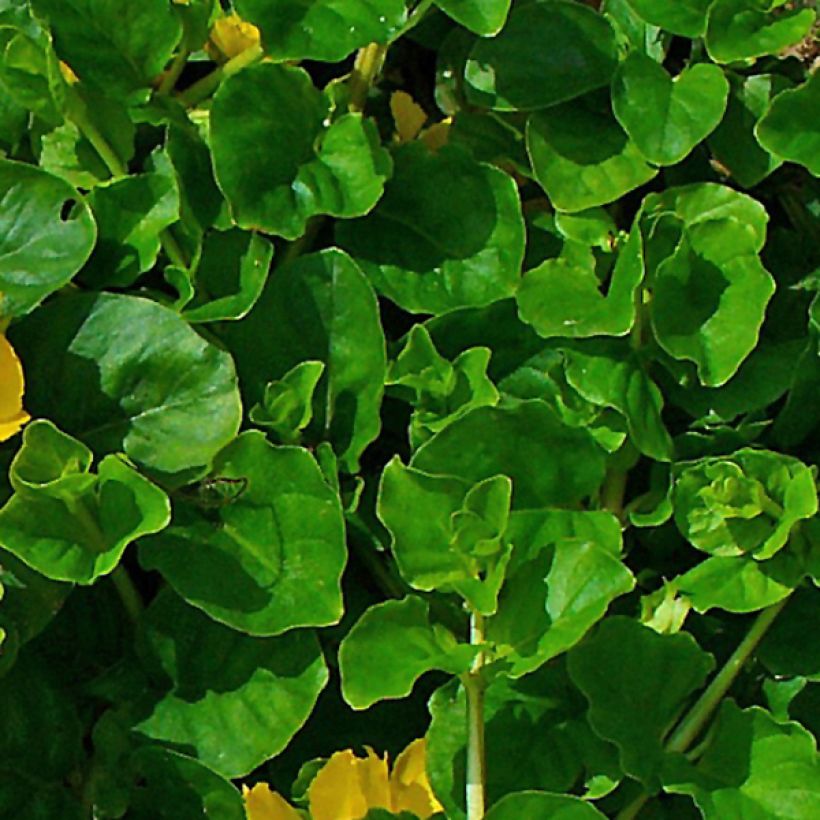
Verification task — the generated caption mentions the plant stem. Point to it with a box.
[348,42,388,113]
[601,467,628,520]
[664,597,789,753]
[616,597,790,820]
[465,611,486,820]
[158,47,190,95]
[177,43,263,108]
[111,565,143,625]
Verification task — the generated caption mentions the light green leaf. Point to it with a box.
[464,0,618,111]
[488,510,634,677]
[182,231,274,324]
[485,791,608,819]
[0,158,95,319]
[663,702,820,819]
[339,597,477,710]
[216,249,385,473]
[708,73,791,188]
[672,449,817,559]
[139,430,346,636]
[612,53,728,166]
[235,0,406,62]
[411,400,606,509]
[705,0,816,63]
[135,591,328,778]
[435,0,511,36]
[249,361,325,443]
[336,143,524,315]
[210,63,392,239]
[81,169,180,289]
[527,95,658,213]
[568,617,715,790]
[622,0,711,37]
[676,551,804,613]
[516,226,643,338]
[30,0,182,100]
[554,208,616,250]
[9,292,242,477]
[756,71,820,177]
[0,420,170,584]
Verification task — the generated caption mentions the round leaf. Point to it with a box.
[622,0,711,37]
[140,430,347,636]
[464,0,618,111]
[0,158,95,318]
[336,143,525,315]
[612,53,729,166]
[136,591,328,778]
[9,292,242,477]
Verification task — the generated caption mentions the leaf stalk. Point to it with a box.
[465,610,486,820]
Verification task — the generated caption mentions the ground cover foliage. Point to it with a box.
[0,0,819,817]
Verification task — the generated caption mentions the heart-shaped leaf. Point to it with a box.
[612,53,728,166]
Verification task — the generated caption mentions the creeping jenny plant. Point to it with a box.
[0,1,819,819]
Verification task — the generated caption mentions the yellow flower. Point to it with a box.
[207,13,261,61]
[389,91,450,152]
[244,739,442,820]
[0,333,29,442]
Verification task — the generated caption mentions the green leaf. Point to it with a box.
[487,510,635,677]
[210,63,392,239]
[612,53,728,166]
[622,0,711,37]
[339,596,477,710]
[484,791,607,819]
[705,0,816,64]
[30,0,182,100]
[516,226,644,338]
[568,617,715,789]
[758,588,820,681]
[464,0,618,111]
[676,551,804,613]
[127,746,245,820]
[139,430,346,636]
[644,185,774,387]
[756,71,820,177]
[249,361,325,443]
[9,292,242,477]
[527,95,658,213]
[0,420,170,584]
[135,591,327,778]
[182,230,274,324]
[562,341,673,460]
[235,0,406,62]
[672,449,818,559]
[216,249,385,473]
[0,158,95,319]
[80,168,180,289]
[336,143,524,315]
[707,73,791,188]
[411,401,606,510]
[663,702,820,819]
[435,0,511,36]
[554,208,616,250]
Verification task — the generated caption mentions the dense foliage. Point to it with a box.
[0,0,819,818]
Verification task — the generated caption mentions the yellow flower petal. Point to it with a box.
[208,13,261,61]
[242,783,301,820]
[308,748,390,820]
[390,739,444,817]
[59,61,79,85]
[420,120,451,152]
[0,334,29,443]
[391,91,427,143]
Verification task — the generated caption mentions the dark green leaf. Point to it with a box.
[0,158,95,318]
[9,292,242,477]
[135,591,328,778]
[210,63,392,239]
[464,0,618,111]
[622,0,711,37]
[435,0,511,36]
[336,143,525,315]
[139,430,346,636]
[484,791,607,819]
[235,0,406,62]
[339,596,477,710]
